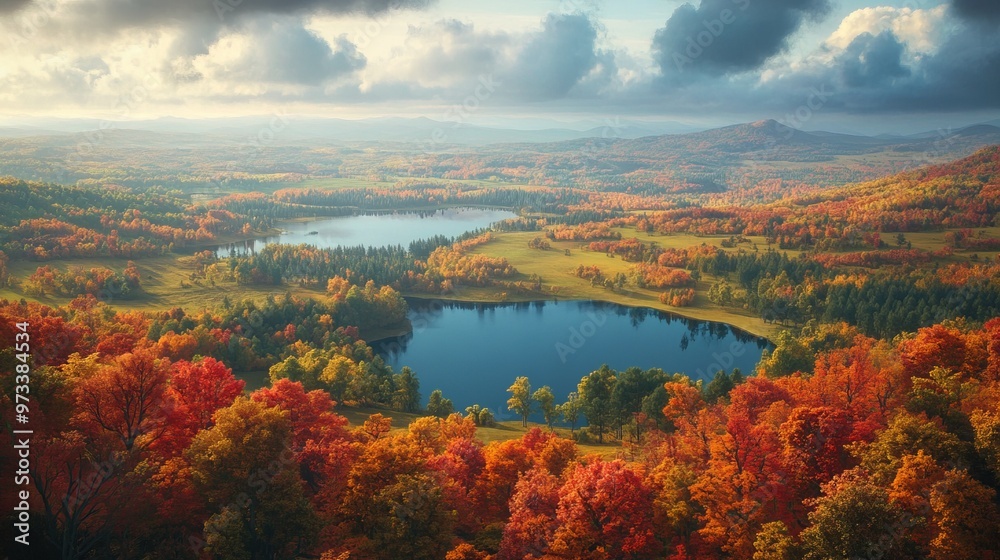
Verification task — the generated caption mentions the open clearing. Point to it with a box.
[467,229,787,339]
[337,406,623,459]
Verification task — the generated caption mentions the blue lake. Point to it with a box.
[216,206,517,255]
[374,298,771,420]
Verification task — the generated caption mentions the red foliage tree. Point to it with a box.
[550,460,658,559]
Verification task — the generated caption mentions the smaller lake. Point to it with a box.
[216,207,517,255]
[373,299,771,421]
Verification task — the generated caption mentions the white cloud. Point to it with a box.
[825,5,950,54]
[192,20,366,88]
[374,19,510,90]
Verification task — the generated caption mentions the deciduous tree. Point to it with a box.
[73,348,170,452]
[186,397,317,560]
[507,376,533,427]
[532,385,557,428]
[427,389,455,418]
[558,391,582,432]
[550,460,658,559]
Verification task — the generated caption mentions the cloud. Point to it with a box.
[505,13,601,100]
[3,0,435,68]
[374,13,610,102]
[913,22,1000,109]
[386,20,508,89]
[822,16,1000,111]
[51,0,434,36]
[589,3,997,119]
[652,0,832,81]
[0,54,113,107]
[951,0,1000,23]
[825,5,949,53]
[839,31,910,88]
[0,0,995,120]
[753,15,1000,113]
[207,20,366,86]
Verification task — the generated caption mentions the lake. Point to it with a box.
[373,298,771,421]
[216,207,517,255]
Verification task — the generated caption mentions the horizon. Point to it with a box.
[2,114,999,139]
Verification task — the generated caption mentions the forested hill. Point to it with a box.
[785,145,1000,232]
[463,121,1000,192]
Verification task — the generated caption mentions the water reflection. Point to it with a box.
[373,298,771,411]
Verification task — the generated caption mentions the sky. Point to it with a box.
[0,0,998,133]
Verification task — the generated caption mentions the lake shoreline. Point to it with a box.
[210,206,519,256]
[391,291,779,344]
[370,296,770,414]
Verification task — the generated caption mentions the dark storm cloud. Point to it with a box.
[738,19,1000,113]
[951,0,1000,23]
[815,22,999,112]
[633,1,1000,117]
[652,0,832,81]
[839,31,910,88]
[56,0,433,33]
[505,13,601,99]
[912,23,1000,109]
[0,0,31,14]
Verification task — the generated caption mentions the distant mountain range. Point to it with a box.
[598,119,1000,154]
[1,116,998,151]
[474,119,1000,171]
[0,115,699,145]
[1,117,998,194]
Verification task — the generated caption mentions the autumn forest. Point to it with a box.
[3,122,1000,560]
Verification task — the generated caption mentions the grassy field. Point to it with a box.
[458,225,1000,341]
[337,406,623,459]
[465,229,787,340]
[0,253,330,315]
[879,227,1000,262]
